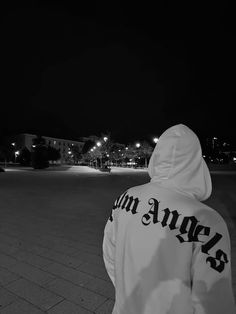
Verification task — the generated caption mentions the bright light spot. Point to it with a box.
[103,137,108,142]
[136,143,141,148]
[68,151,72,155]
[153,137,159,143]
[106,154,109,157]
[11,142,15,146]
[96,141,101,147]
[233,157,236,162]
[213,137,217,140]
[203,155,206,158]
[93,146,96,149]
[54,140,56,145]
[32,145,36,148]
[125,147,128,150]
[15,151,20,156]
[127,161,136,165]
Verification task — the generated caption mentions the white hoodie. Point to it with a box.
[103,124,235,314]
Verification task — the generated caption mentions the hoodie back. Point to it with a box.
[103,124,235,314]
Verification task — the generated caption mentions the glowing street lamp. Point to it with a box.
[212,137,218,150]
[153,137,159,143]
[136,143,141,148]
[103,137,108,142]
[15,150,20,163]
[96,141,101,147]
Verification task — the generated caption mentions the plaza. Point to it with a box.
[0,166,235,313]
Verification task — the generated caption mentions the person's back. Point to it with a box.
[103,124,236,314]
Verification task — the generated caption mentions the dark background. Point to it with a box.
[1,1,235,144]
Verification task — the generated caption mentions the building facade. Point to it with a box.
[9,133,84,164]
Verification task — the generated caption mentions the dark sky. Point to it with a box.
[1,1,235,144]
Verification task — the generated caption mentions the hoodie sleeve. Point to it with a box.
[191,220,236,314]
[102,205,117,286]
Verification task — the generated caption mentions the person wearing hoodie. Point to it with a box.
[103,124,235,314]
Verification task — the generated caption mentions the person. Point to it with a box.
[103,124,236,314]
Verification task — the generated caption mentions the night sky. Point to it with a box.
[1,1,235,144]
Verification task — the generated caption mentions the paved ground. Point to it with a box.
[0,166,235,313]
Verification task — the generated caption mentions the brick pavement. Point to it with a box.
[0,168,116,314]
[0,167,235,313]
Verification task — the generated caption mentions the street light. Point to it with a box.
[15,150,20,163]
[153,137,159,144]
[96,141,101,147]
[136,143,141,148]
[103,137,108,142]
[212,137,218,150]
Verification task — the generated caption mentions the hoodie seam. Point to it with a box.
[168,141,177,179]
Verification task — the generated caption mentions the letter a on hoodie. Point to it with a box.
[103,124,236,314]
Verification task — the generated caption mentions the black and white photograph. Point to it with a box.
[0,1,235,313]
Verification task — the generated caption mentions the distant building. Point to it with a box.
[8,133,84,164]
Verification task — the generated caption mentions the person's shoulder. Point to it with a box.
[126,182,150,195]
[194,201,228,231]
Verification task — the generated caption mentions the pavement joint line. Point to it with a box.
[4,278,67,311]
[44,275,113,300]
[0,239,105,272]
[0,257,113,299]
[2,283,63,313]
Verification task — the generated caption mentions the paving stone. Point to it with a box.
[84,277,115,299]
[77,262,110,281]
[10,249,53,268]
[48,300,93,314]
[35,248,84,268]
[6,261,56,286]
[0,234,21,247]
[35,237,79,255]
[0,268,20,286]
[0,299,46,314]
[5,278,63,311]
[45,278,106,311]
[42,262,93,286]
[71,251,104,266]
[94,299,115,314]
[0,253,18,269]
[0,287,18,309]
[0,242,19,256]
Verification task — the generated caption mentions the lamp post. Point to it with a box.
[15,151,20,163]
[212,137,217,150]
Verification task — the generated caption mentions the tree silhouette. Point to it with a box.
[31,135,49,169]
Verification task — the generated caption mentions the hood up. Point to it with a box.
[148,124,212,201]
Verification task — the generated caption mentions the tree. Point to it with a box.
[18,147,31,166]
[31,135,49,169]
[47,146,61,163]
[70,145,82,164]
[110,143,126,166]
[138,141,153,167]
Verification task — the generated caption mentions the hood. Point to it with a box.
[148,124,212,201]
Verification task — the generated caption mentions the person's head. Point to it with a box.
[148,124,212,201]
